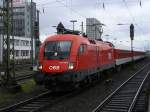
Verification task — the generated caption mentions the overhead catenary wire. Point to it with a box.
[122,0,146,39]
[36,0,149,50]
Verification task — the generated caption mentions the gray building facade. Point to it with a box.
[0,1,38,63]
[0,1,36,37]
[13,1,36,37]
[86,18,103,40]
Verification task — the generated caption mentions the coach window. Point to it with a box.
[78,44,87,55]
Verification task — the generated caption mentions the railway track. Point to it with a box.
[0,87,82,112]
[0,74,33,86]
[15,74,33,82]
[0,91,52,112]
[0,64,32,70]
[1,63,150,112]
[15,64,32,68]
[92,63,150,112]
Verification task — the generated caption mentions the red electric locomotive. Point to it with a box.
[36,34,115,90]
[34,23,145,91]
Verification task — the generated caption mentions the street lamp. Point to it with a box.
[70,20,77,31]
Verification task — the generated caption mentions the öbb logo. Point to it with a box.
[49,66,60,70]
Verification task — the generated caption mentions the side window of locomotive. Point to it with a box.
[78,44,87,55]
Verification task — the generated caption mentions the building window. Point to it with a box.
[15,40,20,46]
[15,50,19,57]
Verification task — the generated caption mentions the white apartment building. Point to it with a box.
[0,35,35,64]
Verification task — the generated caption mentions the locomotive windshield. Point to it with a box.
[44,41,71,60]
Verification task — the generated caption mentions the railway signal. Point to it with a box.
[130,24,134,68]
[130,24,134,40]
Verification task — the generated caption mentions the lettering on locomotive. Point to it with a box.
[49,66,60,70]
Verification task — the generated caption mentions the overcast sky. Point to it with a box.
[34,0,150,51]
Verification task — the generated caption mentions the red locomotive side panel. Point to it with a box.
[77,44,97,70]
[97,42,115,71]
[76,40,115,72]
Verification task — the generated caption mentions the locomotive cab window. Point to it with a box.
[44,41,71,60]
[78,44,87,55]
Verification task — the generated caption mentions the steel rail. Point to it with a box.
[128,71,150,112]
[92,63,150,112]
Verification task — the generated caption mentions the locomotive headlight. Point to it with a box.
[38,65,43,70]
[68,62,74,70]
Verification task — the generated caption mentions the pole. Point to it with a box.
[30,0,34,68]
[6,0,11,83]
[11,0,15,78]
[35,10,40,69]
[2,0,16,85]
[73,22,74,31]
[131,39,134,66]
[81,21,83,35]
[70,20,77,32]
[95,25,97,39]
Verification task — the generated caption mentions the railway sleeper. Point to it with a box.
[30,101,46,104]
[119,90,137,94]
[18,106,39,110]
[107,103,130,107]
[108,102,129,105]
[111,96,133,100]
[26,103,42,107]
[102,108,127,112]
[15,108,32,112]
[115,93,135,96]
[110,100,131,104]
[127,81,142,84]
[116,93,136,97]
[125,85,141,89]
[105,105,128,109]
